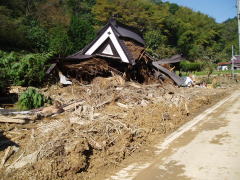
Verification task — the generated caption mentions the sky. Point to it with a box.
[163,0,237,23]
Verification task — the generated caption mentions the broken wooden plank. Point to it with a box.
[152,61,183,86]
[1,146,11,168]
[46,63,57,74]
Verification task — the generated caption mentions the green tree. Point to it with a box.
[145,30,167,50]
[49,26,73,56]
[68,15,96,52]
[26,20,49,52]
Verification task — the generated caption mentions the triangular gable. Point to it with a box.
[85,27,130,63]
[92,38,120,58]
[102,44,113,55]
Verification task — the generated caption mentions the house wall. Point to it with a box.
[217,65,229,71]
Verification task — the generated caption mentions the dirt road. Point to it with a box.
[108,90,240,180]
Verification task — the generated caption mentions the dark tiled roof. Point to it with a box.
[109,19,145,46]
[67,51,93,60]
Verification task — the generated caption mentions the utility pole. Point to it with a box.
[237,0,240,55]
[231,45,234,77]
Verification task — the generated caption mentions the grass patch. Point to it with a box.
[177,70,240,76]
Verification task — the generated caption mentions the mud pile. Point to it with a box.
[0,79,229,180]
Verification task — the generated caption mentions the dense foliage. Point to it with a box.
[0,0,237,92]
[0,50,53,87]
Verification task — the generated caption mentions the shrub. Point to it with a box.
[180,60,205,72]
[17,88,51,110]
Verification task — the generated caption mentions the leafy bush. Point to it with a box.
[17,88,51,110]
[180,60,205,72]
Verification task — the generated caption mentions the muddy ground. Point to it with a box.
[0,75,239,180]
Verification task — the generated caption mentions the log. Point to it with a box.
[12,115,33,120]
[0,115,26,124]
[0,109,33,116]
[63,101,85,112]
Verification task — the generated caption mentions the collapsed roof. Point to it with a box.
[64,18,184,86]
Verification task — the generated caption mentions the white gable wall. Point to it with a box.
[85,27,130,63]
[102,44,114,55]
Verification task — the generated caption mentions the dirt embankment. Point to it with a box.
[0,77,236,180]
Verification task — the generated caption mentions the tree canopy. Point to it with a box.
[0,0,238,91]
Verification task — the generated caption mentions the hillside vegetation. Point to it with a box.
[0,0,237,92]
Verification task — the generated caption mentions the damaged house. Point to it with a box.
[52,18,183,86]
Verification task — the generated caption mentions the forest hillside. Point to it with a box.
[0,0,238,92]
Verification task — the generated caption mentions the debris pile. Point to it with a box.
[0,81,229,179]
